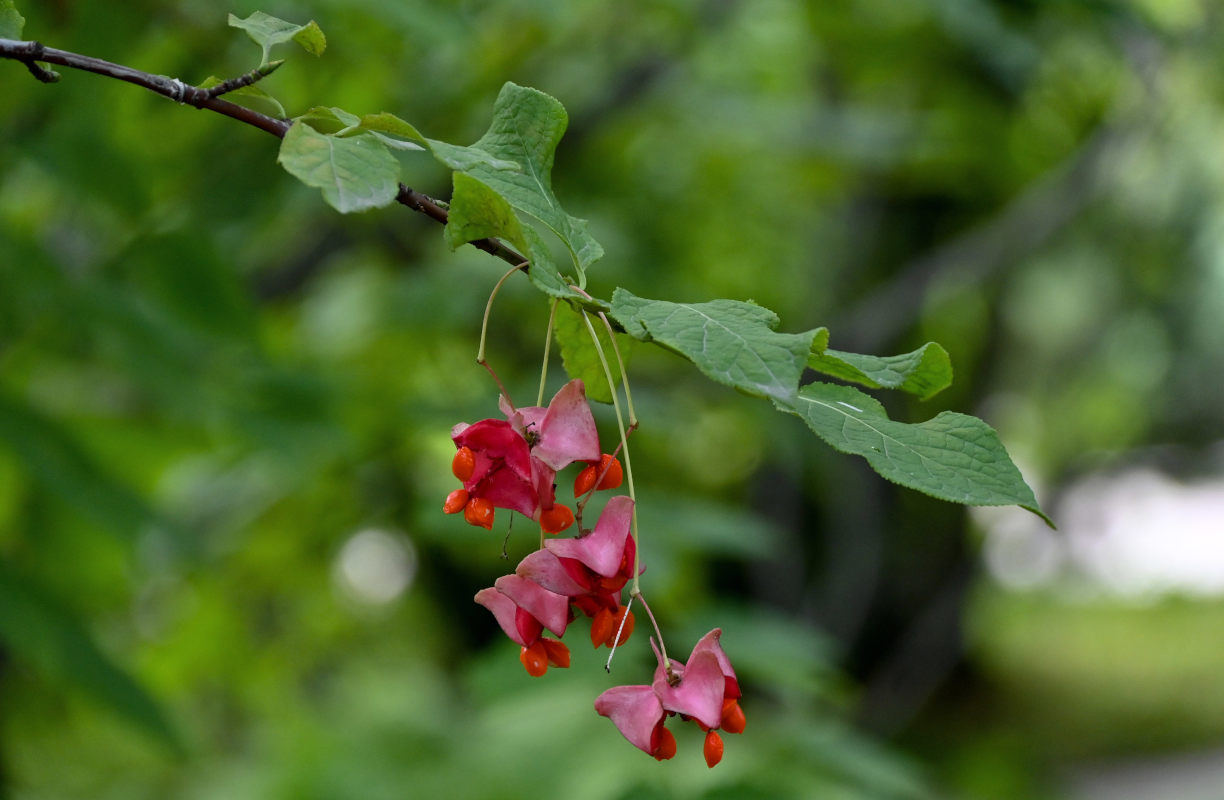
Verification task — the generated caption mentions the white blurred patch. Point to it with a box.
[981,512,1065,590]
[333,528,417,606]
[976,465,1224,597]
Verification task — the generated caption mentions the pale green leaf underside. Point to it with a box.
[278,122,400,213]
[0,0,25,39]
[609,288,818,402]
[0,563,182,750]
[810,342,953,400]
[228,11,325,65]
[554,303,630,404]
[778,382,1050,523]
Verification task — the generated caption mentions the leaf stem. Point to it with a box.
[204,59,284,98]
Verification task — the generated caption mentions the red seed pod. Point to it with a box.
[443,488,469,514]
[539,503,574,535]
[463,497,495,529]
[540,638,571,668]
[519,641,548,677]
[703,730,724,768]
[594,454,623,490]
[573,454,624,496]
[609,606,635,646]
[721,699,746,734]
[452,446,476,481]
[589,607,614,648]
[652,727,677,761]
[573,464,598,497]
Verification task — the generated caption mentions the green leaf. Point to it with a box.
[358,112,514,169]
[452,83,603,286]
[0,561,183,751]
[521,227,578,298]
[608,288,819,402]
[445,173,577,299]
[277,121,400,213]
[0,391,155,537]
[0,0,25,39]
[227,11,326,65]
[200,75,286,118]
[553,303,632,404]
[349,113,429,152]
[810,342,953,400]
[296,106,361,133]
[811,326,830,355]
[445,172,525,252]
[777,382,1050,523]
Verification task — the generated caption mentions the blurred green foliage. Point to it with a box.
[3,1,1224,798]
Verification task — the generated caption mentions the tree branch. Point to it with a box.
[0,37,528,271]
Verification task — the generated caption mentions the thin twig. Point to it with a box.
[204,59,284,98]
[0,37,530,271]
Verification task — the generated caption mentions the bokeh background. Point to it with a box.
[3,1,1224,798]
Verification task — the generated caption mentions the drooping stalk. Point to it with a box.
[634,590,671,677]
[476,263,527,407]
[537,298,559,407]
[579,310,641,594]
[597,310,637,428]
